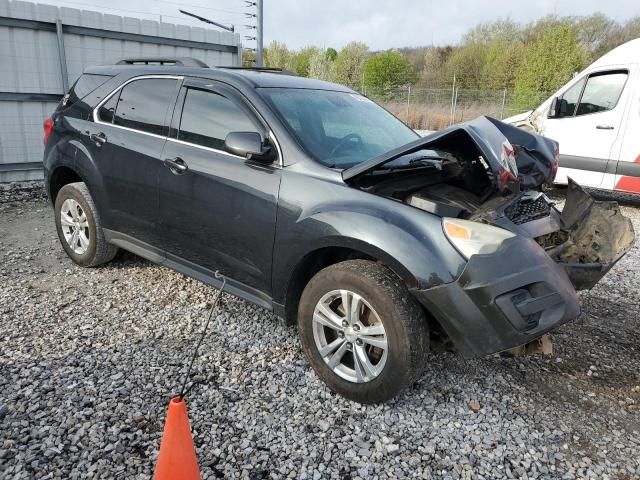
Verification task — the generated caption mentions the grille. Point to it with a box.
[505,195,550,225]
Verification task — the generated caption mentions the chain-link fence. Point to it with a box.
[360,86,550,131]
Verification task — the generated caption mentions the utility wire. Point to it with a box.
[49,0,243,24]
[178,272,227,400]
[152,0,245,15]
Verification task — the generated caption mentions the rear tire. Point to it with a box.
[298,260,428,403]
[54,182,117,267]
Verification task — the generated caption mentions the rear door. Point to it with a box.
[157,79,281,298]
[87,75,181,245]
[544,70,629,187]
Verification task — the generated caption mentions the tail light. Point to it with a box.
[43,117,54,145]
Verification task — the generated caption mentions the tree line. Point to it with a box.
[245,13,639,109]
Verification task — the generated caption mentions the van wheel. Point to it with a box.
[54,182,117,267]
[298,260,428,403]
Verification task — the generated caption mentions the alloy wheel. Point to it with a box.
[60,198,90,255]
[312,289,388,383]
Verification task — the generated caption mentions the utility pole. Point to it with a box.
[256,0,264,67]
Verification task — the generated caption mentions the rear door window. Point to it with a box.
[178,88,257,150]
[112,78,178,136]
[576,71,627,116]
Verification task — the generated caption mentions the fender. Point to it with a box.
[43,143,74,201]
[68,138,108,210]
[271,171,468,304]
[47,114,111,225]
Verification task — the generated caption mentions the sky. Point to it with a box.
[42,0,638,50]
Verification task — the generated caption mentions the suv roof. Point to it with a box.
[84,63,355,93]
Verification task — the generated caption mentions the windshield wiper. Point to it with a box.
[381,156,445,171]
[408,156,443,170]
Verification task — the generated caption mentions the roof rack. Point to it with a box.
[116,57,209,68]
[218,66,297,76]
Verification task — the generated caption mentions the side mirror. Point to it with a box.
[549,97,570,119]
[558,98,569,117]
[224,131,275,164]
[548,97,559,118]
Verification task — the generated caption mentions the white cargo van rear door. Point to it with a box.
[542,69,629,187]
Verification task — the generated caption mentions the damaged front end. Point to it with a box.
[343,116,635,292]
[471,179,635,290]
[545,179,635,290]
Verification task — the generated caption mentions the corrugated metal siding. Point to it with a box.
[0,100,57,165]
[0,0,241,182]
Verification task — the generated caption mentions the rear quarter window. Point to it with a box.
[65,73,113,107]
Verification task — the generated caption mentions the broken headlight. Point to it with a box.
[442,218,515,259]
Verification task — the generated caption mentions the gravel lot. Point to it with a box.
[1,184,639,480]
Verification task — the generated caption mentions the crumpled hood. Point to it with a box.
[342,116,559,192]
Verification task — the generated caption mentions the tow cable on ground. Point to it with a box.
[153,271,227,480]
[179,270,227,399]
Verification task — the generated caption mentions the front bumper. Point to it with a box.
[412,235,580,359]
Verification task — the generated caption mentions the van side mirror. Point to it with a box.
[548,97,559,118]
[549,97,569,118]
[224,132,276,164]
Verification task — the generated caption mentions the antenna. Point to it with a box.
[179,9,234,33]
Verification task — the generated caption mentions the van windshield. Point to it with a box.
[259,88,418,168]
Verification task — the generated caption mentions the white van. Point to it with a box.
[504,39,640,194]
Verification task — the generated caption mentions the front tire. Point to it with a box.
[54,182,117,267]
[298,260,428,403]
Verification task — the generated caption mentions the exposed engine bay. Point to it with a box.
[344,116,635,290]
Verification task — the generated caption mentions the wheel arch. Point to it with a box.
[47,139,106,214]
[48,166,84,204]
[280,241,418,325]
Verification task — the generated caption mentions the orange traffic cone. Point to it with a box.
[153,397,200,480]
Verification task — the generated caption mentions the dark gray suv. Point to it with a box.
[43,58,635,403]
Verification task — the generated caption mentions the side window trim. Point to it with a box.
[92,75,184,139]
[170,81,266,137]
[96,89,121,125]
[167,84,246,159]
[168,79,279,163]
[569,76,586,118]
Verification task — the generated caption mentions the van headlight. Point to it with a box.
[442,218,516,259]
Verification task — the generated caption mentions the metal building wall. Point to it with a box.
[0,0,242,182]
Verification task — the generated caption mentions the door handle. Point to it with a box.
[596,125,614,130]
[90,132,107,146]
[164,157,189,174]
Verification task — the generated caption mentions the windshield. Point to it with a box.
[259,88,419,168]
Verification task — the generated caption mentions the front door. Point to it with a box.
[544,70,628,187]
[87,76,181,245]
[157,79,281,297]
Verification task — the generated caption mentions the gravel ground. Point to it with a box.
[1,185,639,480]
